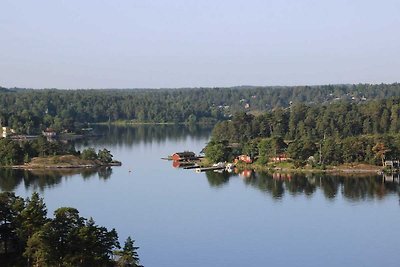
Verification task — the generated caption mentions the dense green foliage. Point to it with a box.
[115,237,142,267]
[204,140,232,162]
[208,97,400,166]
[1,83,400,133]
[0,138,114,166]
[0,137,76,165]
[0,192,141,267]
[81,147,98,160]
[212,98,400,142]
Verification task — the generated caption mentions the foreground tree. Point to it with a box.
[18,192,48,247]
[116,236,142,267]
[24,208,120,266]
[0,192,141,266]
[0,192,24,255]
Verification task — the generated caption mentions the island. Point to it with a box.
[0,136,121,169]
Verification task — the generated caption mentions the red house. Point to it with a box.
[171,151,196,161]
[234,155,253,164]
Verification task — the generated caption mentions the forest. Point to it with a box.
[0,192,142,267]
[206,97,400,166]
[1,83,400,134]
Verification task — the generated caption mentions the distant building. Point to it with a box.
[1,127,16,138]
[270,154,290,162]
[384,160,400,168]
[42,128,57,138]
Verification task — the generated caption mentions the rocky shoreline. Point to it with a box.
[9,155,121,170]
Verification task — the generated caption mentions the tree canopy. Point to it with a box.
[0,192,141,267]
[207,97,400,165]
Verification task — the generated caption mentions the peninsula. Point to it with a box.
[203,98,400,173]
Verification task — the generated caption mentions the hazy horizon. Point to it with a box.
[1,0,399,89]
[2,82,399,91]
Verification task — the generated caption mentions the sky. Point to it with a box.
[1,0,399,89]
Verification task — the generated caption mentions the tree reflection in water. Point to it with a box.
[205,170,400,201]
[78,124,212,147]
[0,168,110,192]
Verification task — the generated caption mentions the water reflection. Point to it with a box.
[0,124,210,192]
[81,124,212,146]
[204,170,400,201]
[205,171,230,187]
[0,167,111,192]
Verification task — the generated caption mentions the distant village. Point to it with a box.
[214,92,369,117]
[0,124,94,141]
[1,125,57,140]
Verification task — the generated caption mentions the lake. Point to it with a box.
[2,125,400,267]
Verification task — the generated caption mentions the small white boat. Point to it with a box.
[225,163,235,172]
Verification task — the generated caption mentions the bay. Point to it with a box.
[1,125,400,267]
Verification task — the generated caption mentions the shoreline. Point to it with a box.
[234,163,383,174]
[172,158,386,178]
[6,155,122,170]
[193,158,384,175]
[10,162,121,170]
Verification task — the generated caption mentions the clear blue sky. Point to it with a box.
[1,0,399,89]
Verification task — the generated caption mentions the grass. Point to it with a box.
[26,155,98,168]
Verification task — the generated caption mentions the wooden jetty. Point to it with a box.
[195,166,225,173]
[184,165,200,170]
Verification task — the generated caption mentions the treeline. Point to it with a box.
[0,137,113,166]
[207,97,400,165]
[0,192,142,267]
[1,83,400,134]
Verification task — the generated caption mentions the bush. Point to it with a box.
[81,148,98,160]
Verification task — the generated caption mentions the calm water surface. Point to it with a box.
[1,125,400,267]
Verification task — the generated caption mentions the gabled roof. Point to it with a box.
[174,151,196,157]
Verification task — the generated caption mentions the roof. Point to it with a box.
[174,151,196,157]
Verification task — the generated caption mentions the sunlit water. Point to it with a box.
[1,125,400,267]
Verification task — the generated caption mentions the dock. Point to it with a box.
[195,166,225,172]
[184,165,200,169]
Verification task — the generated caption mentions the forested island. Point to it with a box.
[1,83,400,134]
[0,192,142,266]
[204,97,400,171]
[0,136,120,169]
